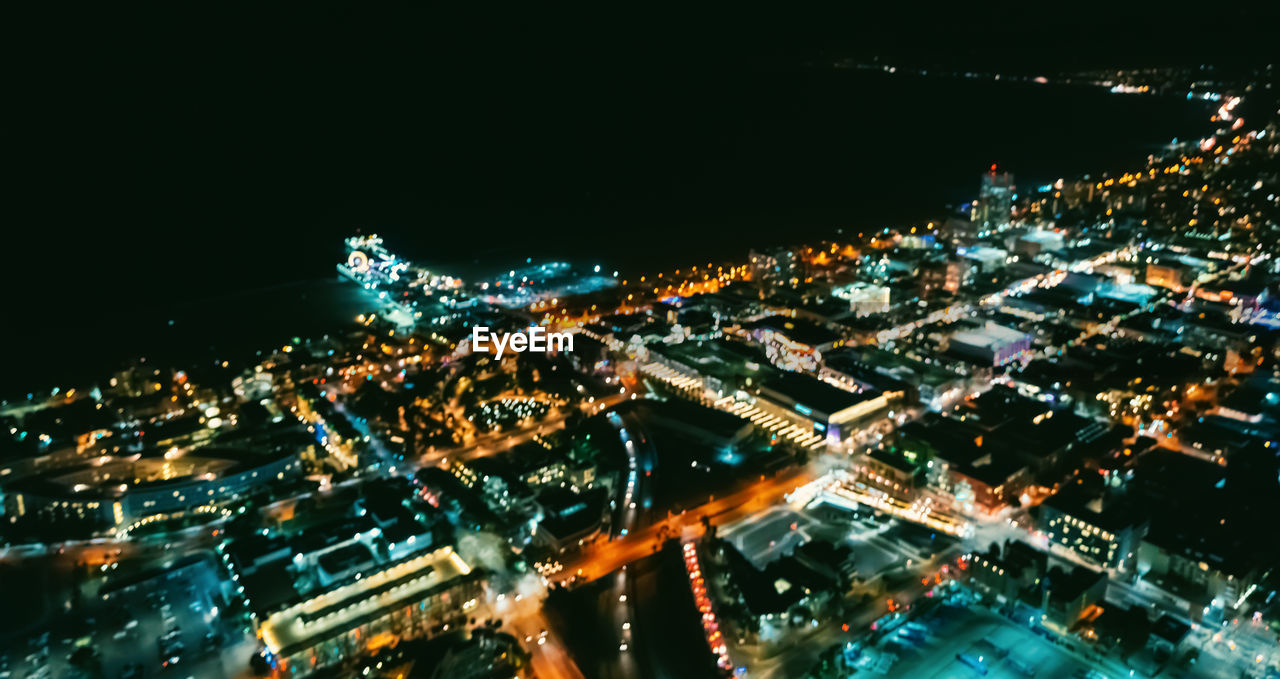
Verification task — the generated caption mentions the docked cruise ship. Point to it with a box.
[336,234,409,289]
[335,234,420,324]
[336,234,472,327]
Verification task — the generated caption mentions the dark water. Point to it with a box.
[8,72,1215,398]
[345,71,1215,276]
[3,280,372,402]
[151,279,372,360]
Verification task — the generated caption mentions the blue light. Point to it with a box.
[795,404,812,416]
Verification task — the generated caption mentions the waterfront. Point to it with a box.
[10,72,1215,399]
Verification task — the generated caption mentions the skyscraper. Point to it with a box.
[973,164,1015,232]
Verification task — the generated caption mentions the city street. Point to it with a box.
[550,468,816,586]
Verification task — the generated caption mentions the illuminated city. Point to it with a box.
[4,8,1280,679]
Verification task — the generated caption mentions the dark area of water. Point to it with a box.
[6,71,1214,398]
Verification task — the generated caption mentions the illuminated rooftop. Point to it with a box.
[8,447,294,500]
[260,545,473,657]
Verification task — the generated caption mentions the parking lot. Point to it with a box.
[97,559,256,679]
[879,603,1101,678]
[4,557,255,679]
[719,502,908,577]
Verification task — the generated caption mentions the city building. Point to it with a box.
[749,248,806,292]
[755,372,900,444]
[1137,525,1261,622]
[257,545,482,674]
[958,246,1011,273]
[4,444,306,531]
[853,448,923,496]
[1145,258,1196,292]
[531,486,609,553]
[966,541,1048,606]
[948,452,1032,512]
[1041,565,1107,630]
[1013,229,1065,258]
[717,541,846,645]
[447,457,541,546]
[945,323,1032,367]
[973,165,1015,232]
[831,282,891,315]
[745,315,844,372]
[645,338,769,400]
[220,493,480,676]
[1145,615,1192,661]
[821,347,965,411]
[1039,489,1146,573]
[919,255,973,296]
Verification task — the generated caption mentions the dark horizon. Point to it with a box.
[7,5,1278,387]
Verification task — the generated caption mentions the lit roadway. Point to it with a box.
[608,408,660,536]
[549,467,817,586]
[485,594,587,679]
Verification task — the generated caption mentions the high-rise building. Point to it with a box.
[973,165,1015,232]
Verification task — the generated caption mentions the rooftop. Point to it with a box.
[747,315,842,347]
[759,372,880,417]
[1042,488,1137,533]
[1046,565,1105,603]
[260,545,474,657]
[949,323,1030,349]
[8,446,298,500]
